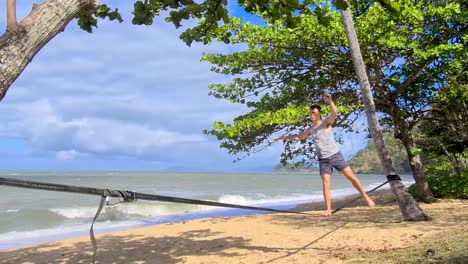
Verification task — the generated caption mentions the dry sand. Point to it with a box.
[1,190,467,264]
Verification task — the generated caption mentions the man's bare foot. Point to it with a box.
[366,198,376,208]
[323,210,332,217]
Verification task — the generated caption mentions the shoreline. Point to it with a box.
[0,189,391,252]
[0,184,394,251]
[1,190,467,263]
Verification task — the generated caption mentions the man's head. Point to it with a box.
[309,104,321,121]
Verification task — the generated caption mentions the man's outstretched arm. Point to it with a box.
[274,129,311,141]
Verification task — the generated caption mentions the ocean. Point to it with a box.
[0,170,414,251]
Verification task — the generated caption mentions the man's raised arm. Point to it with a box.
[323,94,337,128]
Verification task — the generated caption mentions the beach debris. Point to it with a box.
[425,249,435,256]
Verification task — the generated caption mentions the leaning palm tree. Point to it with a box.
[339,8,430,220]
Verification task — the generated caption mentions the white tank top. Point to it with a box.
[310,122,340,158]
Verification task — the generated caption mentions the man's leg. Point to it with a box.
[341,167,375,208]
[321,173,333,216]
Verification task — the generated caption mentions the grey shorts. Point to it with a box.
[318,151,349,176]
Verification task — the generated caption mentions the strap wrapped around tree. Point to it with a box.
[386,175,402,181]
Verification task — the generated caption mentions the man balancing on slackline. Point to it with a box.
[275,94,375,216]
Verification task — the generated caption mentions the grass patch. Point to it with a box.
[346,229,468,264]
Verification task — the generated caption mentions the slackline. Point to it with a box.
[0,176,308,264]
[0,175,399,263]
[330,175,401,214]
[0,176,311,215]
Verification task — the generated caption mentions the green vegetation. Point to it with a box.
[417,83,468,175]
[272,163,319,173]
[200,0,464,203]
[202,0,465,170]
[203,12,360,166]
[409,165,468,200]
[426,169,468,199]
[350,130,468,199]
[347,230,468,264]
[349,133,410,174]
[410,82,468,200]
[77,0,391,46]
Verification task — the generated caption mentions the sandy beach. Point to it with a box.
[1,190,467,264]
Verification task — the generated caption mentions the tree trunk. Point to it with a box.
[439,142,461,174]
[340,9,430,221]
[394,116,436,203]
[0,0,98,101]
[459,154,468,170]
[401,134,436,203]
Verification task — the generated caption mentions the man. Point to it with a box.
[275,94,375,216]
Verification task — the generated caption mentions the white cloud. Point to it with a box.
[56,150,80,161]
[0,3,272,171]
[2,99,205,155]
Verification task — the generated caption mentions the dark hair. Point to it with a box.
[309,104,321,112]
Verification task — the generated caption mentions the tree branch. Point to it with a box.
[0,0,98,101]
[395,61,429,96]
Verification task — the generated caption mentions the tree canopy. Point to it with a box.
[76,0,401,46]
[199,0,466,165]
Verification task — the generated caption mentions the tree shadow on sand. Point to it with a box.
[0,228,287,264]
[264,221,349,263]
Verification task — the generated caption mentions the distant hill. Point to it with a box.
[272,163,319,173]
[349,133,411,174]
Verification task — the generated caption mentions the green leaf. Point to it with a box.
[77,13,98,33]
[333,0,349,10]
[286,0,299,9]
[108,9,124,22]
[315,7,332,26]
[95,4,111,18]
[390,2,400,13]
[409,148,422,156]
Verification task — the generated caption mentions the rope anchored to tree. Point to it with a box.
[0,175,398,263]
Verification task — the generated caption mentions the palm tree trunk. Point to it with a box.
[0,0,98,101]
[340,9,430,221]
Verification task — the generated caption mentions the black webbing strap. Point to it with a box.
[386,174,402,181]
[331,174,402,215]
[90,190,136,264]
[118,190,136,202]
[0,177,309,215]
[331,180,390,214]
[0,176,395,217]
[91,190,111,264]
[0,176,313,263]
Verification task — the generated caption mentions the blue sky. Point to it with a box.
[0,1,368,172]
